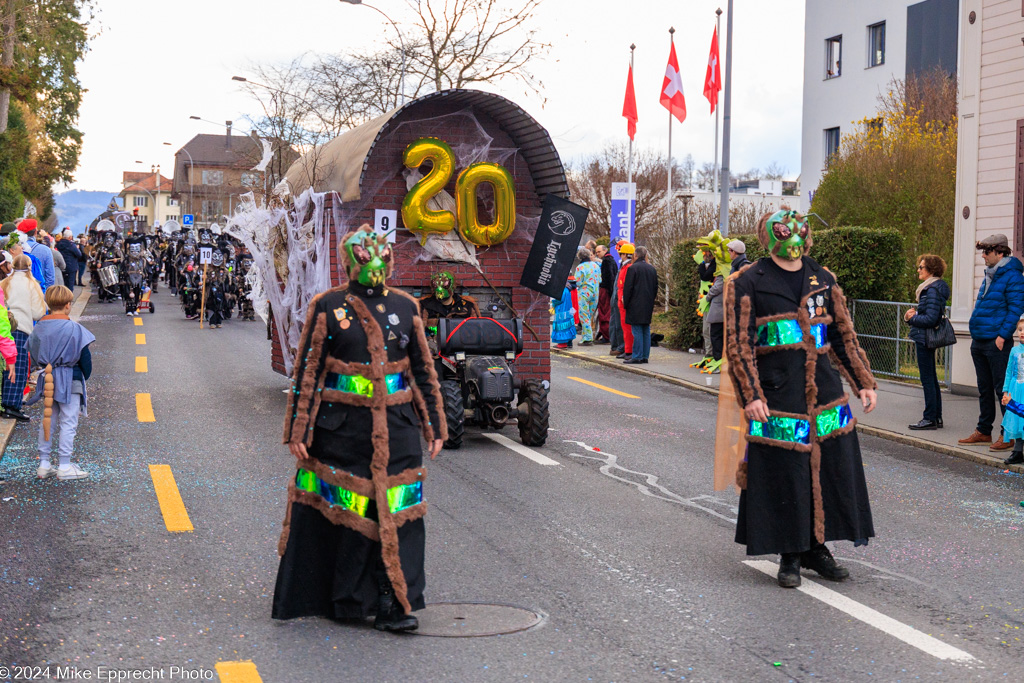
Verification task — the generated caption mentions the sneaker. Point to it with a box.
[800,544,850,581]
[126,312,133,317]
[958,430,992,445]
[37,464,56,479]
[56,463,89,480]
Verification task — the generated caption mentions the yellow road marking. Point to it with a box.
[215,661,263,683]
[135,356,148,373]
[148,464,194,533]
[567,376,641,399]
[136,393,156,422]
[136,333,146,345]
[134,317,143,326]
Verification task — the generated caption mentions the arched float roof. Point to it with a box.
[283,89,569,202]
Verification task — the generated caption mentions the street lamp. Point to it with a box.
[165,141,194,220]
[231,75,331,130]
[339,0,407,106]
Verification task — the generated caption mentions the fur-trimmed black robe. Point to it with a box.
[274,281,446,620]
[726,256,876,556]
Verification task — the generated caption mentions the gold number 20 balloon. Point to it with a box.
[455,162,517,247]
[402,137,456,244]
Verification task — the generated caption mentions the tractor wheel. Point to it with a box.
[517,379,549,447]
[440,379,464,450]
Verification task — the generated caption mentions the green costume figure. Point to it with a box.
[419,271,480,330]
[275,225,447,631]
[690,230,732,374]
[725,209,878,588]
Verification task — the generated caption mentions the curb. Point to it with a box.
[552,348,1024,476]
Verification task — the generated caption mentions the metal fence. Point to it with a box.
[848,299,952,388]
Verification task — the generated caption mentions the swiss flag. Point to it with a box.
[622,65,638,141]
[660,42,687,123]
[703,27,722,114]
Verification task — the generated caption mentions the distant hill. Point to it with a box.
[53,190,120,234]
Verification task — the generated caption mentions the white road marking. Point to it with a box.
[483,433,560,466]
[565,440,738,523]
[743,560,977,663]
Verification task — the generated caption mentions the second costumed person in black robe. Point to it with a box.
[725,209,877,588]
[274,225,446,631]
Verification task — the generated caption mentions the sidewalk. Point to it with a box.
[553,341,1024,475]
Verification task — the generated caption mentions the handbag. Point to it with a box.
[924,315,956,349]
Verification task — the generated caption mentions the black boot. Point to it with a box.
[1004,451,1024,465]
[374,577,418,632]
[778,553,801,588]
[800,543,850,581]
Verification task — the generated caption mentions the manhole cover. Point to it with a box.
[411,602,544,637]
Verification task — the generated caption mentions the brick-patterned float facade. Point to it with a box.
[271,91,570,384]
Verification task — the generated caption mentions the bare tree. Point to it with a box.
[241,0,550,134]
[239,57,340,191]
[762,161,787,180]
[695,161,716,191]
[396,0,549,97]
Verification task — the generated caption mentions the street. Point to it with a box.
[1,289,1022,682]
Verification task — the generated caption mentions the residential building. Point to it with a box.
[119,170,178,232]
[800,0,960,210]
[949,0,1024,392]
[171,123,299,227]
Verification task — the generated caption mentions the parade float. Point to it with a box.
[227,89,584,444]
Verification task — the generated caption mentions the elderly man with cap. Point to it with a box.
[959,233,1024,451]
[728,239,750,274]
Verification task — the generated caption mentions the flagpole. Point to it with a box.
[719,0,734,236]
[667,27,675,217]
[713,8,722,197]
[628,43,635,185]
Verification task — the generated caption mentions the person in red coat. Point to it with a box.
[615,243,635,359]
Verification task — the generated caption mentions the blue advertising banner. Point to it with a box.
[610,182,636,264]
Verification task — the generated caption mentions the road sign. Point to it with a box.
[199,247,212,265]
[182,214,194,227]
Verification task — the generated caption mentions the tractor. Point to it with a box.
[435,316,549,450]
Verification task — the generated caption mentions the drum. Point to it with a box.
[98,265,119,288]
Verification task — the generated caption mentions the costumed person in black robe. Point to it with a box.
[94,232,122,303]
[418,270,480,377]
[121,235,148,316]
[204,248,229,328]
[165,230,181,294]
[177,236,200,320]
[418,270,480,327]
[236,251,256,321]
[275,225,445,631]
[725,209,877,588]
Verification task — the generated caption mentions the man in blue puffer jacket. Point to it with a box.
[961,234,1024,451]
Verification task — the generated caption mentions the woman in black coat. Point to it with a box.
[905,255,951,430]
[622,246,659,363]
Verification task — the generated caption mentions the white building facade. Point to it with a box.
[949,0,1024,392]
[801,0,960,211]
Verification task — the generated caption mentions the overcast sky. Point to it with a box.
[70,0,804,192]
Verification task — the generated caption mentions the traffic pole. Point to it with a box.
[199,262,208,329]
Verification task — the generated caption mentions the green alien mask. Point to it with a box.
[342,227,392,287]
[764,210,810,261]
[432,271,455,300]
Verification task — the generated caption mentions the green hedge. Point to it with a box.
[666,226,905,350]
